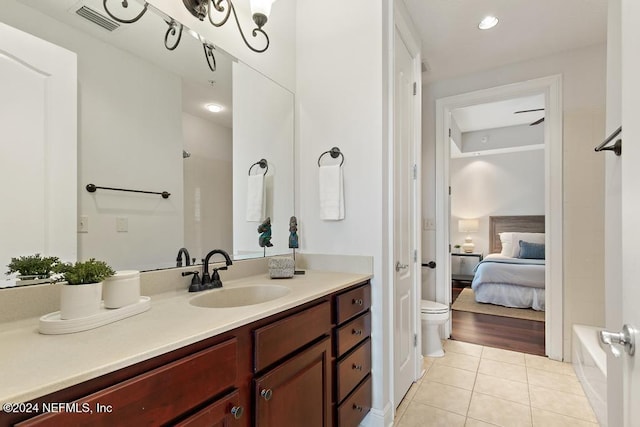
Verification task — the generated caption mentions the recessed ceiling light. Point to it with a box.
[206,104,223,113]
[478,16,499,30]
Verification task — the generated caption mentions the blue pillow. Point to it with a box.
[519,240,545,259]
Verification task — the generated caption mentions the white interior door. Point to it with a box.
[0,22,77,273]
[393,27,417,407]
[615,1,640,424]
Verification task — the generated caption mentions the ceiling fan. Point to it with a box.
[514,108,545,126]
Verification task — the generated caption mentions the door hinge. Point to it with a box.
[448,128,452,138]
[413,82,417,96]
[449,186,451,196]
[413,249,417,262]
[414,334,417,347]
[412,164,417,179]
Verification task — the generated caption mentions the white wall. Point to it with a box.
[423,43,607,358]
[296,0,392,424]
[182,113,233,263]
[450,150,545,255]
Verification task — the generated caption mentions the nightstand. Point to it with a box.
[451,252,483,282]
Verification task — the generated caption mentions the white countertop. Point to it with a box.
[0,270,371,405]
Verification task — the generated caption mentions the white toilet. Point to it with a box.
[420,300,450,357]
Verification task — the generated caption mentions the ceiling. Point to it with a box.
[403,0,608,83]
[452,94,545,132]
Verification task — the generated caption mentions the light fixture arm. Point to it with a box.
[103,0,149,24]
[203,43,217,72]
[207,0,270,53]
[164,21,183,51]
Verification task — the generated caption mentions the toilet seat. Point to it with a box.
[421,300,449,314]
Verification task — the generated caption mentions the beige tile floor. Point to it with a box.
[394,340,599,427]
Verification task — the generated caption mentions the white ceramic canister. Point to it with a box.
[103,270,140,309]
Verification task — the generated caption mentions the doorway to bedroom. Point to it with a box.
[448,95,547,356]
[434,75,564,360]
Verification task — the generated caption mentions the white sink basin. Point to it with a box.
[189,285,291,308]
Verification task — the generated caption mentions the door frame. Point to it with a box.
[390,0,422,411]
[434,75,564,360]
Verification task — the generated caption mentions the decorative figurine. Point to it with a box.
[258,217,273,247]
[289,216,299,249]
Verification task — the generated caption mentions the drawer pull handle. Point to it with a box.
[230,405,244,419]
[352,328,363,336]
[352,363,363,371]
[353,404,364,412]
[352,298,364,306]
[261,388,273,401]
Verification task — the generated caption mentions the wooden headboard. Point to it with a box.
[489,215,545,254]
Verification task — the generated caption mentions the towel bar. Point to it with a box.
[248,159,268,175]
[86,184,170,199]
[595,126,622,156]
[317,147,344,167]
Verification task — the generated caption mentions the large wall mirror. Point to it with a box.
[1,0,294,286]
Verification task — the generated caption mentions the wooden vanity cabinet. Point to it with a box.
[7,280,372,427]
[252,301,333,427]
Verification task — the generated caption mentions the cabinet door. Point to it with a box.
[254,337,331,427]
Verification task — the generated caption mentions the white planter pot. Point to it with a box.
[103,270,140,309]
[60,282,103,320]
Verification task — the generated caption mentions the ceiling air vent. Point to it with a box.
[75,5,120,32]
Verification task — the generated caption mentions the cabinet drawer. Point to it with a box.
[335,312,371,358]
[254,301,331,372]
[174,390,243,427]
[336,339,371,403]
[335,283,371,324]
[337,375,371,427]
[17,338,238,427]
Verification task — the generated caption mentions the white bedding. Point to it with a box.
[471,253,546,311]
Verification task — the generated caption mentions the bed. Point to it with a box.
[471,215,546,311]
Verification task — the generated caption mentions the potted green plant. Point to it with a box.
[453,245,461,254]
[6,254,60,285]
[54,258,114,320]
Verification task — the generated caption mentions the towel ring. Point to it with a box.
[317,147,344,167]
[248,159,268,176]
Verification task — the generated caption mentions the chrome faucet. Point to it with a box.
[201,249,233,290]
[176,247,192,267]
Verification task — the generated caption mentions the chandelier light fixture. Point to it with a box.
[182,0,275,53]
[102,0,275,75]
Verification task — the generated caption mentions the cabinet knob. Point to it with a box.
[261,388,273,401]
[230,405,244,419]
[352,363,363,371]
[353,404,364,412]
[352,328,363,336]
[352,298,363,306]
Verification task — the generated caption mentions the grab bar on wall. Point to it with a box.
[86,184,170,199]
[594,126,622,156]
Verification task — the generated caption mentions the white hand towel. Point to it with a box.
[319,165,344,220]
[246,174,265,221]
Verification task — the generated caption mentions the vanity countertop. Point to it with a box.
[0,270,371,405]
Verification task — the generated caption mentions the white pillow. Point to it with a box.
[511,232,545,257]
[499,232,514,257]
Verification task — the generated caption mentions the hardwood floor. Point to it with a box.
[450,281,546,356]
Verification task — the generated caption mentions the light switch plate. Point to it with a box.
[78,215,88,233]
[116,217,128,233]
